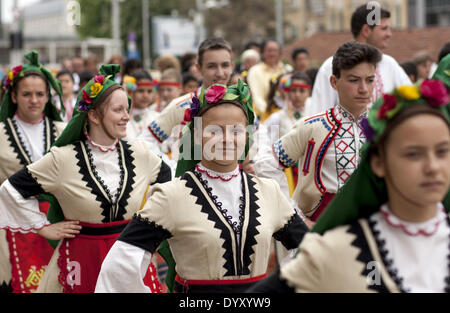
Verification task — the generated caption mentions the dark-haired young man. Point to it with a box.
[255,41,381,225]
[309,4,411,116]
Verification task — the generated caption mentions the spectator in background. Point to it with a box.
[61,57,73,72]
[78,69,94,91]
[180,53,202,83]
[228,71,244,86]
[291,48,310,73]
[413,51,433,81]
[309,4,411,117]
[121,58,143,84]
[71,56,85,93]
[247,39,292,120]
[155,54,181,74]
[400,61,418,83]
[84,55,98,75]
[305,67,318,90]
[155,68,182,113]
[239,49,260,83]
[244,40,261,55]
[55,69,77,122]
[108,54,124,65]
[181,72,199,95]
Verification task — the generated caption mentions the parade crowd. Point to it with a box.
[0,4,450,294]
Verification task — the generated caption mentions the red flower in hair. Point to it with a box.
[11,65,23,76]
[82,89,93,104]
[205,85,227,103]
[377,94,397,120]
[419,79,450,107]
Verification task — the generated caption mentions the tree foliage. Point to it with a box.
[77,0,195,58]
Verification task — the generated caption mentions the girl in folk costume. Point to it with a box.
[250,57,450,292]
[254,41,382,226]
[123,70,158,139]
[264,71,312,196]
[0,64,172,293]
[0,51,66,293]
[95,80,308,293]
[262,71,312,267]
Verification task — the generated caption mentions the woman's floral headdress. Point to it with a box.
[0,50,63,123]
[3,65,24,92]
[361,79,450,143]
[77,74,112,112]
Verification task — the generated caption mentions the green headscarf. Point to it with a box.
[311,70,450,235]
[175,79,255,177]
[0,50,63,122]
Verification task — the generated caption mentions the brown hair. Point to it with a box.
[197,38,232,66]
[332,41,381,78]
[11,71,50,99]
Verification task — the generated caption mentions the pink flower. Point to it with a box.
[377,94,397,120]
[205,85,227,103]
[419,79,450,107]
[94,75,105,84]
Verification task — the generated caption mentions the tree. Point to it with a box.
[203,0,277,54]
[77,0,195,59]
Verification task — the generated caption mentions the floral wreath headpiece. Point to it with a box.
[77,74,113,112]
[3,65,24,92]
[361,79,450,143]
[183,80,254,125]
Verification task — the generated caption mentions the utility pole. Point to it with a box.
[112,0,121,55]
[10,0,23,67]
[275,0,283,46]
[142,0,151,69]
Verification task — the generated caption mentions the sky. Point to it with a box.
[2,0,40,24]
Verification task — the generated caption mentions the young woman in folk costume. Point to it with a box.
[249,55,450,292]
[0,51,66,293]
[95,80,308,293]
[0,64,172,293]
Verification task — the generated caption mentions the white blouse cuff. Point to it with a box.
[0,179,49,233]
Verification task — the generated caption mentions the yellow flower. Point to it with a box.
[397,85,420,101]
[8,71,13,81]
[90,82,103,96]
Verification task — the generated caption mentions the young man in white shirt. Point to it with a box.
[308,4,411,116]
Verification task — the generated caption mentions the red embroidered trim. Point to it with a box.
[195,164,240,182]
[380,208,443,237]
[302,138,315,175]
[85,133,118,152]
